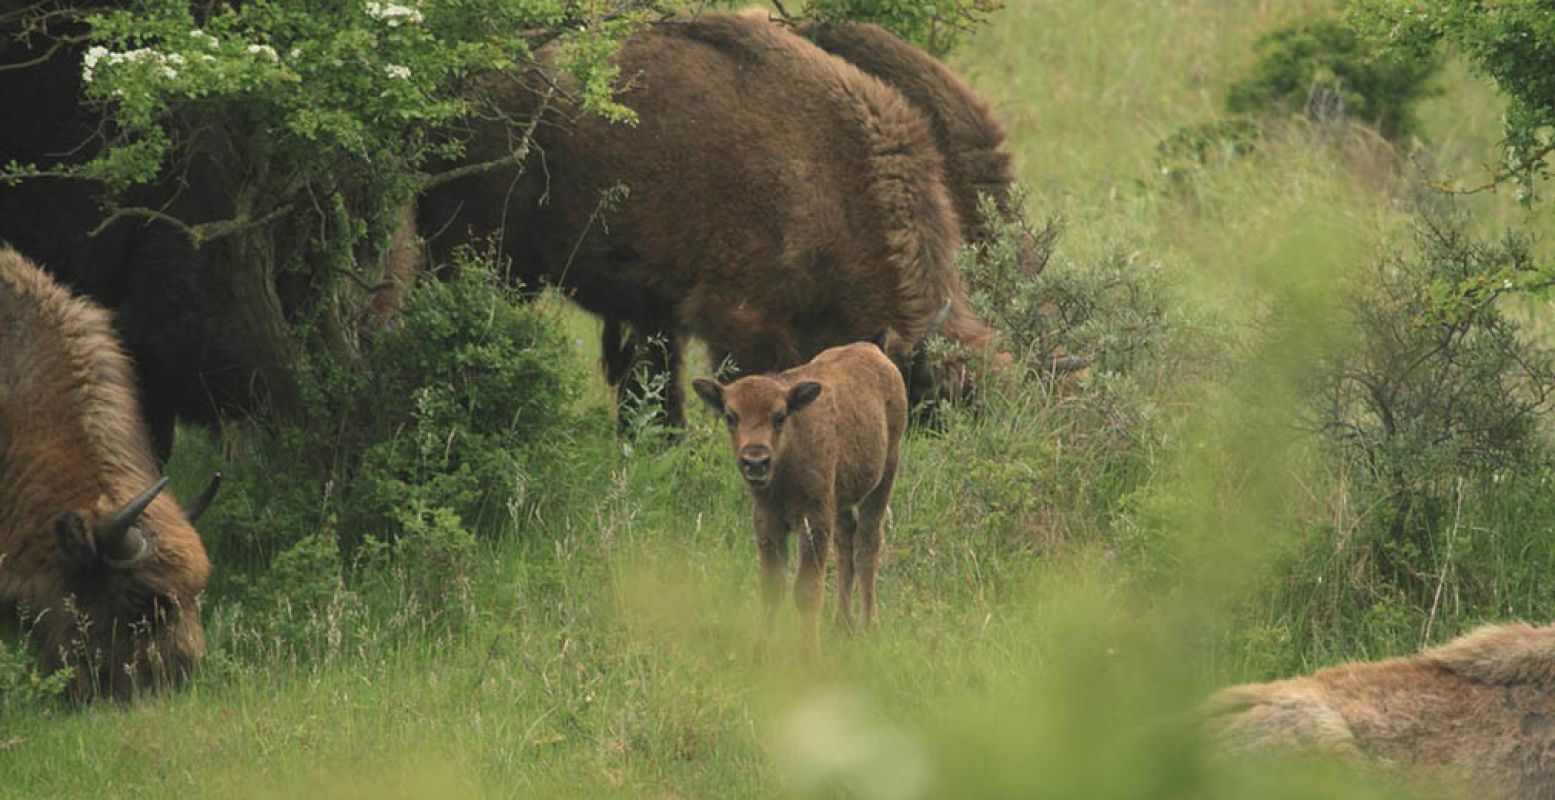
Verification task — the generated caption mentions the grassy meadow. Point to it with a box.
[3,0,1553,797]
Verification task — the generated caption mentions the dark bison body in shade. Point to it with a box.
[0,248,217,699]
[0,27,418,461]
[693,342,908,649]
[420,13,996,428]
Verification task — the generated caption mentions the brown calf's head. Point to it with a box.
[693,376,823,488]
[40,473,219,700]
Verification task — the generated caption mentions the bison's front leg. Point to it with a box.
[794,505,833,653]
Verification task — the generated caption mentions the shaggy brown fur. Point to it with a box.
[794,18,1016,247]
[0,248,212,699]
[692,342,908,648]
[419,13,995,426]
[1206,623,1555,798]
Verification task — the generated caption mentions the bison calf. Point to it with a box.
[693,342,908,648]
[1207,622,1555,798]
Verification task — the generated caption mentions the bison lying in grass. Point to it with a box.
[693,342,908,649]
[1207,622,1555,798]
[0,248,218,699]
[420,13,998,430]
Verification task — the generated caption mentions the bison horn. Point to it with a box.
[97,476,168,568]
[183,472,223,523]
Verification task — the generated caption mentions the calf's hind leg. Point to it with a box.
[835,507,859,631]
[854,463,896,628]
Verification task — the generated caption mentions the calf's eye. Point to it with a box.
[724,412,738,426]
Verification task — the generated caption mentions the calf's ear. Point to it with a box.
[692,378,725,413]
[787,381,822,414]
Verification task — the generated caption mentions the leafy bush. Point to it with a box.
[1308,216,1555,593]
[961,191,1213,386]
[358,500,478,616]
[198,249,591,650]
[939,192,1221,558]
[1227,16,1440,141]
[1352,0,1555,199]
[1154,119,1263,183]
[0,633,69,712]
[232,527,358,658]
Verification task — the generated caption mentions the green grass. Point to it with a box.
[3,0,1551,796]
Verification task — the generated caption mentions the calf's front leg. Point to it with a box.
[754,503,789,638]
[794,505,833,653]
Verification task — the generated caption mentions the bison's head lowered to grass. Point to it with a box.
[0,248,217,700]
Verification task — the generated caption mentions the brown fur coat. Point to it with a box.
[1208,623,1555,799]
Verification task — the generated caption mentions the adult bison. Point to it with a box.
[0,248,218,699]
[419,13,999,429]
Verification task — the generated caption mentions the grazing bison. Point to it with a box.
[1206,622,1555,798]
[419,13,997,429]
[0,248,218,699]
[692,342,907,648]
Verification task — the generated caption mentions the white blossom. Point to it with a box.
[384,63,412,80]
[247,44,279,62]
[81,45,109,82]
[366,2,423,26]
[189,29,219,48]
[85,46,184,82]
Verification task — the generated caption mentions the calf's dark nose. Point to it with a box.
[738,448,772,480]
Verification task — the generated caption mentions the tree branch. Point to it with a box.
[88,202,295,247]
[417,90,550,192]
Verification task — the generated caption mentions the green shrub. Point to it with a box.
[1352,0,1555,199]
[961,191,1217,387]
[939,192,1222,559]
[1226,16,1440,141]
[232,527,357,658]
[1307,217,1555,593]
[0,633,69,712]
[358,500,478,617]
[1154,119,1263,184]
[193,249,592,664]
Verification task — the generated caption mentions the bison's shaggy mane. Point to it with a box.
[669,15,966,347]
[0,247,160,503]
